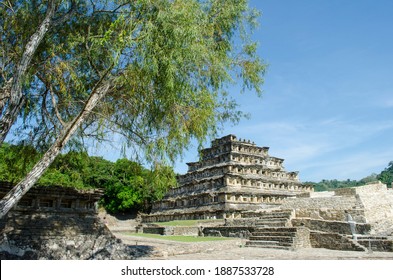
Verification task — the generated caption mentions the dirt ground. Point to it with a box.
[115,232,393,260]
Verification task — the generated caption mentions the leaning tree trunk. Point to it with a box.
[0,1,56,144]
[0,81,112,219]
[0,79,13,115]
[0,0,75,144]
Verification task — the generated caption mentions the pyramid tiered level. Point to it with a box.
[143,135,313,222]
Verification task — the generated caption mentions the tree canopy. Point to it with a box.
[306,162,393,192]
[0,0,266,218]
[0,143,176,213]
[1,0,265,154]
[377,161,393,188]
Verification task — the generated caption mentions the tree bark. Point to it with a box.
[0,81,112,219]
[0,79,12,114]
[0,0,57,143]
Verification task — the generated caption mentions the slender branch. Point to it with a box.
[0,0,15,13]
[0,0,57,144]
[52,0,76,27]
[0,78,12,115]
[41,88,58,132]
[49,84,67,127]
[35,72,67,128]
[91,2,130,15]
[0,79,114,219]
[85,26,101,76]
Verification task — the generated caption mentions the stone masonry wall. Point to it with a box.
[293,227,311,249]
[0,210,138,259]
[310,232,365,251]
[0,183,141,260]
[224,218,258,227]
[280,196,364,222]
[353,183,393,233]
[143,226,166,235]
[202,226,256,238]
[292,218,371,235]
[142,226,200,236]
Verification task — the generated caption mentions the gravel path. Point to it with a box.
[115,232,393,260]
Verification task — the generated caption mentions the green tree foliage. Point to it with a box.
[0,0,265,218]
[0,143,176,213]
[2,0,265,154]
[39,151,92,189]
[0,143,42,183]
[306,173,382,192]
[100,160,177,213]
[307,179,365,192]
[377,161,393,188]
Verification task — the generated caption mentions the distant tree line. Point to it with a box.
[305,161,393,192]
[0,143,176,213]
[2,143,393,211]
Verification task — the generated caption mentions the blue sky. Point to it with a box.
[4,1,392,183]
[86,1,393,182]
[172,0,393,182]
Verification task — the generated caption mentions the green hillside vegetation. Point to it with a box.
[0,143,176,213]
[306,163,393,192]
[377,161,393,187]
[1,143,392,211]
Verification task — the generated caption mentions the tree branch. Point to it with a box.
[0,0,57,144]
[0,78,114,219]
[52,0,76,27]
[0,0,15,13]
[41,88,59,132]
[0,78,13,115]
[49,84,67,127]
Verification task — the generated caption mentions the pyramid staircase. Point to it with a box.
[253,210,293,228]
[245,210,298,250]
[354,235,393,252]
[246,227,298,250]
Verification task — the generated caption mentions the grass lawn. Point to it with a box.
[153,219,224,227]
[127,233,232,242]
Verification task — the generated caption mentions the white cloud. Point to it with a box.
[300,149,393,181]
[380,97,393,108]
[223,117,393,181]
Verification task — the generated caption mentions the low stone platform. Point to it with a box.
[115,232,393,260]
[0,185,139,260]
[246,227,298,250]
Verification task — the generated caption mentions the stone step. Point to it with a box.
[246,225,297,249]
[258,211,292,215]
[256,214,291,219]
[257,217,289,221]
[111,228,137,233]
[355,236,388,240]
[258,210,293,214]
[243,210,293,219]
[245,240,293,249]
[253,227,297,232]
[256,218,289,222]
[252,231,297,237]
[255,222,288,227]
[255,225,288,229]
[247,240,291,246]
[245,244,292,250]
[357,240,393,252]
[249,236,293,242]
[254,213,292,218]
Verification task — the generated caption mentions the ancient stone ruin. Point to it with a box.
[1,134,392,259]
[142,134,393,252]
[144,134,313,222]
[0,182,144,259]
